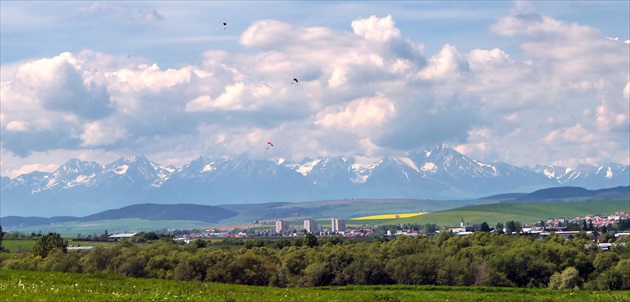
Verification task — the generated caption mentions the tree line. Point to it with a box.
[1,228,629,290]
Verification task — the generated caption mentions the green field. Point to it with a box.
[4,218,213,237]
[1,269,628,302]
[384,199,630,226]
[1,239,37,253]
[1,239,119,253]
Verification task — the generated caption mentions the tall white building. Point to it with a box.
[331,218,346,232]
[276,220,289,235]
[304,219,318,233]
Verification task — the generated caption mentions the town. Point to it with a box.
[166,211,630,246]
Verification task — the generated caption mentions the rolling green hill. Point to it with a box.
[382,199,630,227]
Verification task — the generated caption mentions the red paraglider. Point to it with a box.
[267,141,274,149]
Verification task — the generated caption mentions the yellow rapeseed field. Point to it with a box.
[352,212,427,220]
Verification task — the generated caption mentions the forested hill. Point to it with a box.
[481,186,630,203]
[80,204,238,223]
[513,186,629,202]
[1,204,238,228]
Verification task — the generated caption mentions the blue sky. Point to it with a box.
[1,1,629,178]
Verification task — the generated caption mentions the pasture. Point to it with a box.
[1,269,628,302]
[1,239,37,253]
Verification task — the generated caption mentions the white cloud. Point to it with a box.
[5,163,59,178]
[351,15,401,42]
[79,2,164,25]
[5,120,29,131]
[80,120,127,147]
[418,44,468,80]
[315,94,396,135]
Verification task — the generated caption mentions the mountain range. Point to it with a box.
[1,145,628,217]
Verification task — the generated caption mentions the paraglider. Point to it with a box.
[291,78,298,85]
[267,141,274,149]
[223,22,227,30]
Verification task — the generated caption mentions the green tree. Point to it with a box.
[593,252,619,274]
[505,221,522,233]
[480,222,490,232]
[193,238,207,248]
[31,232,68,258]
[273,238,291,250]
[305,233,318,248]
[548,266,580,289]
[495,222,505,234]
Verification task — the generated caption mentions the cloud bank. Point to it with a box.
[1,11,629,177]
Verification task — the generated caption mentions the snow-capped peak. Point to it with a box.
[295,158,321,176]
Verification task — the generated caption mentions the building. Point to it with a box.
[449,217,474,233]
[108,232,138,241]
[331,218,346,232]
[304,219,318,234]
[275,220,290,235]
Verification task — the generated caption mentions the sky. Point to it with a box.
[1,1,629,178]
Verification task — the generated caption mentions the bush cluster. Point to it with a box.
[1,231,629,290]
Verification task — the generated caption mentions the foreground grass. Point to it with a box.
[1,270,628,302]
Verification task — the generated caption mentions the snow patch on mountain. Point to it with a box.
[543,169,555,178]
[350,156,380,183]
[296,159,321,176]
[202,164,215,173]
[67,174,95,187]
[421,162,437,173]
[114,165,129,175]
[397,157,419,172]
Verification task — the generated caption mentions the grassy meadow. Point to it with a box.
[3,218,212,237]
[1,239,38,253]
[1,269,628,302]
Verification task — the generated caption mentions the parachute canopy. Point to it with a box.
[267,141,274,149]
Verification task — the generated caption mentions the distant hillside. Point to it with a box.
[1,204,237,230]
[0,216,79,228]
[512,186,629,202]
[479,193,528,200]
[80,204,237,224]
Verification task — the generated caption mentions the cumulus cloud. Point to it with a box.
[316,94,396,137]
[418,44,469,80]
[80,120,128,147]
[11,52,114,119]
[351,15,401,42]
